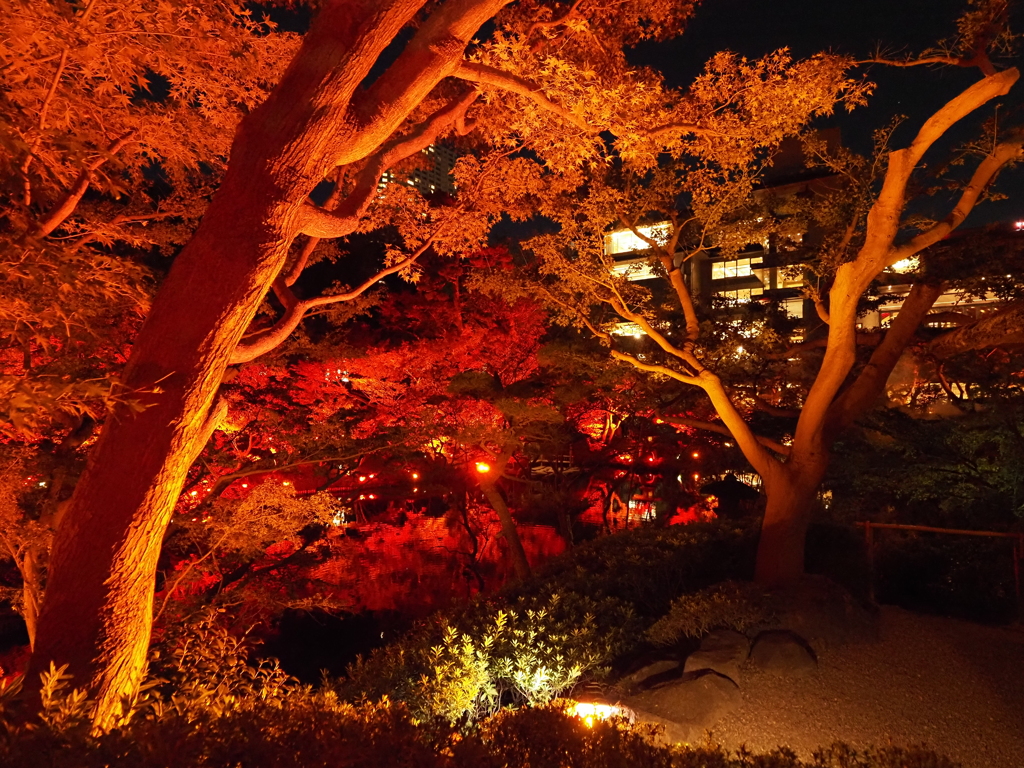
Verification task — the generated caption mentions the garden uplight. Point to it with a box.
[570,701,629,727]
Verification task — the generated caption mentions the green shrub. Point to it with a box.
[341,592,633,723]
[336,523,762,720]
[0,693,960,768]
[646,580,775,646]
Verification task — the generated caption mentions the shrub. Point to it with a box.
[341,592,633,722]
[646,580,775,646]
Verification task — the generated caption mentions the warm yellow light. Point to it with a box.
[888,256,919,273]
[358,476,367,482]
[693,473,700,480]
[570,701,622,727]
[412,472,419,480]
[475,462,491,473]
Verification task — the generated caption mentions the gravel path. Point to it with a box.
[710,606,1024,768]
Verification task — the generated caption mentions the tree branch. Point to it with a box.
[33,132,136,238]
[452,61,593,132]
[231,232,438,364]
[296,89,479,239]
[826,281,944,437]
[661,415,791,457]
[889,134,1024,265]
[929,299,1024,358]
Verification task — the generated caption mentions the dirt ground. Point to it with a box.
[709,606,1024,768]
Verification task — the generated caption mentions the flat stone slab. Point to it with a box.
[749,629,817,677]
[683,648,741,683]
[624,669,741,738]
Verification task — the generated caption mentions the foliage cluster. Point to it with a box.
[341,591,630,724]
[337,523,757,722]
[0,0,297,437]
[646,580,775,646]
[0,617,956,768]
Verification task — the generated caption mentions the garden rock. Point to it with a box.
[683,648,741,683]
[683,629,750,681]
[749,629,817,677]
[624,669,741,742]
[625,659,681,690]
[700,628,750,657]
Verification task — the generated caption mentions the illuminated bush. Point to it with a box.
[646,580,774,646]
[343,592,629,723]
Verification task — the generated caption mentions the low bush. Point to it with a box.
[646,580,775,646]
[336,523,758,721]
[0,691,961,768]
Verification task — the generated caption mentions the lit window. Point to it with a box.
[888,256,919,273]
[720,287,762,303]
[604,223,671,256]
[712,258,757,280]
[779,265,805,288]
[610,258,657,281]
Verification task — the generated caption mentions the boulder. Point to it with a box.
[749,629,817,677]
[683,648,741,683]
[623,669,741,741]
[683,629,750,681]
[700,628,750,657]
[628,707,702,746]
[764,575,879,648]
[625,659,681,690]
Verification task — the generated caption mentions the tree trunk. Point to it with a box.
[754,460,827,587]
[21,545,41,650]
[27,0,511,727]
[29,173,290,725]
[480,481,532,580]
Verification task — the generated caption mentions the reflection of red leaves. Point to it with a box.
[309,511,565,614]
[265,540,297,558]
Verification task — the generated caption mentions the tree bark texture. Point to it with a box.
[754,459,828,587]
[480,482,532,581]
[748,70,1019,587]
[29,0,510,728]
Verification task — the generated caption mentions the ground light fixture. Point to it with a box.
[568,698,634,727]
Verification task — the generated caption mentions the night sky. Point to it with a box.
[631,0,1024,224]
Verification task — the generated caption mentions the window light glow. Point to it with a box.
[603,223,671,256]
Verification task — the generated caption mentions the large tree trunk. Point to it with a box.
[754,458,828,587]
[28,0,510,728]
[29,169,294,725]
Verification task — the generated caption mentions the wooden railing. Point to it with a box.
[858,521,1024,618]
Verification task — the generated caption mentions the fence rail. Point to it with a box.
[857,521,1024,619]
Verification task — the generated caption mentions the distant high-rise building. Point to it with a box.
[378,143,458,196]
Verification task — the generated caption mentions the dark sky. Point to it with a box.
[629,0,1024,224]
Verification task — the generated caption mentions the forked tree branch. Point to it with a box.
[33,132,136,238]
[297,90,479,239]
[231,234,438,364]
[661,415,791,457]
[452,61,593,132]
